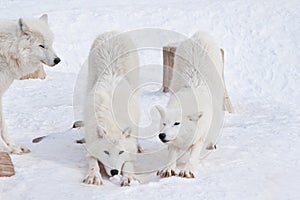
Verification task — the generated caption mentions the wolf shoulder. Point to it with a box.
[87,31,139,89]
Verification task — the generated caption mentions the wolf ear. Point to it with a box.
[96,126,106,139]
[18,18,31,35]
[122,127,132,138]
[155,105,165,120]
[187,112,203,122]
[39,14,48,24]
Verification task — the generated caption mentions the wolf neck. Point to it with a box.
[0,30,40,79]
[93,76,118,120]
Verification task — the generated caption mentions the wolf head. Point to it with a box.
[18,14,60,67]
[155,104,203,144]
[93,126,136,177]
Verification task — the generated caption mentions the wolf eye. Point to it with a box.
[174,122,180,126]
[104,150,109,155]
[119,150,125,155]
[39,45,45,48]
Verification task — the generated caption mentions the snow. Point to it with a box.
[0,0,300,199]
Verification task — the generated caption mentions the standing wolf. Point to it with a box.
[157,31,225,178]
[0,14,60,154]
[83,31,140,186]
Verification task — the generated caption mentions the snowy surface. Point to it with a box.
[0,0,300,199]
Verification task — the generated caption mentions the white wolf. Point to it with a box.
[83,31,140,186]
[156,31,225,178]
[0,14,60,154]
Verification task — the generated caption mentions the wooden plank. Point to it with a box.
[220,49,234,113]
[162,46,176,93]
[0,152,15,177]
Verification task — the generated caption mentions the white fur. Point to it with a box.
[83,31,140,186]
[0,14,60,153]
[157,31,224,178]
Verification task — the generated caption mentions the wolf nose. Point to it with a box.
[110,169,119,176]
[53,57,61,65]
[159,133,166,141]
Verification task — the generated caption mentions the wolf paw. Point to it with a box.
[120,176,140,186]
[157,167,176,178]
[206,143,217,150]
[178,170,195,178]
[83,172,103,186]
[9,144,30,154]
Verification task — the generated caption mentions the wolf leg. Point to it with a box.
[0,97,10,152]
[1,118,30,154]
[0,124,9,152]
[0,97,30,154]
[121,161,139,186]
[83,154,103,185]
[179,141,204,178]
[157,145,178,178]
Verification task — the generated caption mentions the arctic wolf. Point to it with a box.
[83,31,140,186]
[0,14,60,154]
[157,31,225,178]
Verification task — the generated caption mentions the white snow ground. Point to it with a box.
[0,0,300,199]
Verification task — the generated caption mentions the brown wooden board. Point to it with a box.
[162,46,176,93]
[220,49,234,113]
[0,152,15,177]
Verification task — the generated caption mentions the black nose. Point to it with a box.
[53,57,61,65]
[110,169,119,176]
[159,133,166,140]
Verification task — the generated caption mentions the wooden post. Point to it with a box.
[220,49,234,113]
[162,46,176,93]
[162,46,234,113]
[0,152,15,177]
